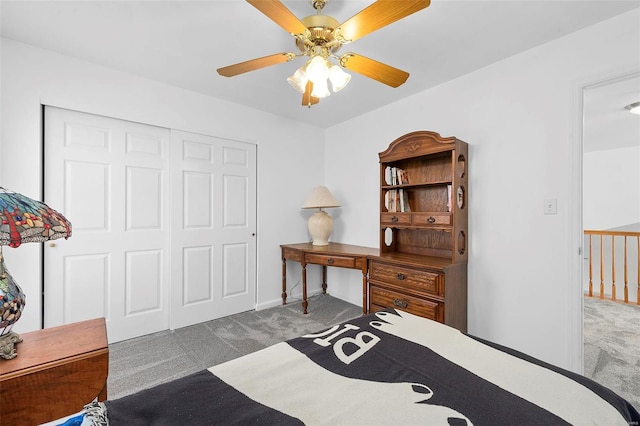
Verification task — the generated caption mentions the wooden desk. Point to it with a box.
[281,243,379,314]
[0,317,109,425]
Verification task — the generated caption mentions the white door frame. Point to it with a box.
[570,67,640,374]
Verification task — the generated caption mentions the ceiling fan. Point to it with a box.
[217,0,430,107]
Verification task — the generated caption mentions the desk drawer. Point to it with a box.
[369,261,441,296]
[305,254,355,268]
[369,285,442,321]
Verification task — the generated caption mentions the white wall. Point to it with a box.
[324,9,640,372]
[0,38,326,333]
[583,145,640,230]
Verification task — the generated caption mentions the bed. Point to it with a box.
[69,309,638,425]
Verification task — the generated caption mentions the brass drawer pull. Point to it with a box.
[393,298,408,309]
[396,273,406,280]
[427,216,436,223]
[327,258,334,264]
[391,216,399,223]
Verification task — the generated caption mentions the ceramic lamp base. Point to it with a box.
[308,210,333,246]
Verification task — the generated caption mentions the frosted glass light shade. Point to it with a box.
[310,78,330,98]
[306,56,329,84]
[302,186,340,209]
[287,68,308,94]
[328,64,351,92]
[625,101,640,114]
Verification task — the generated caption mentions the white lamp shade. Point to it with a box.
[328,64,351,92]
[287,68,308,94]
[302,186,340,209]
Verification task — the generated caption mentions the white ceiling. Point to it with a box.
[583,74,640,153]
[1,0,639,129]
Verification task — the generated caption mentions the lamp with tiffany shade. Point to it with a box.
[0,187,72,360]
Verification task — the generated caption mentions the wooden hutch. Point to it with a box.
[368,131,468,332]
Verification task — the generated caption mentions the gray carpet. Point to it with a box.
[583,296,640,411]
[108,294,362,399]
[108,294,640,413]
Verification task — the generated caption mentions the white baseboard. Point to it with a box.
[255,288,325,311]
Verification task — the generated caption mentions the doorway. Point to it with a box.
[580,71,640,407]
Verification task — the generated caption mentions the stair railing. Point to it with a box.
[584,230,640,304]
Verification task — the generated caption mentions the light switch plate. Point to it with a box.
[544,198,557,215]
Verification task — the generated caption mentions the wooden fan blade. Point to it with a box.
[217,53,294,77]
[246,0,309,37]
[335,0,430,43]
[302,81,320,107]
[340,53,409,88]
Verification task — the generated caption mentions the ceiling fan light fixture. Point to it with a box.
[625,101,640,114]
[306,55,330,84]
[287,68,308,94]
[310,77,331,98]
[328,64,350,92]
[220,0,431,106]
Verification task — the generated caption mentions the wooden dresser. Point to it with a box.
[368,131,468,332]
[0,317,109,424]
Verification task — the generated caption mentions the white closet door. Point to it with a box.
[170,130,257,329]
[44,107,171,342]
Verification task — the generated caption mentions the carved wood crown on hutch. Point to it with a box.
[379,131,459,162]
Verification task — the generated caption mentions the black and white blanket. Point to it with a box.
[81,309,639,425]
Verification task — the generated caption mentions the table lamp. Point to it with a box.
[301,186,340,246]
[0,187,72,360]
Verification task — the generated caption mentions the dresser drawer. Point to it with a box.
[305,254,356,268]
[412,213,452,226]
[369,261,441,296]
[369,285,442,322]
[380,213,411,226]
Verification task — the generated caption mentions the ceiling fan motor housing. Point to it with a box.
[296,14,342,55]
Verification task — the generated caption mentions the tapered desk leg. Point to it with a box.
[281,256,287,305]
[362,270,368,316]
[322,266,327,294]
[302,261,308,314]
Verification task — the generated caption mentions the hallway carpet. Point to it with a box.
[584,296,640,411]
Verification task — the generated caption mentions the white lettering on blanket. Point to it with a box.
[303,323,380,365]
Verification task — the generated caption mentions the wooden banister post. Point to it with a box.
[588,234,593,297]
[611,235,616,301]
[624,236,628,304]
[600,234,604,299]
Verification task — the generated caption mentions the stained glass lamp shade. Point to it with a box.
[0,187,72,359]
